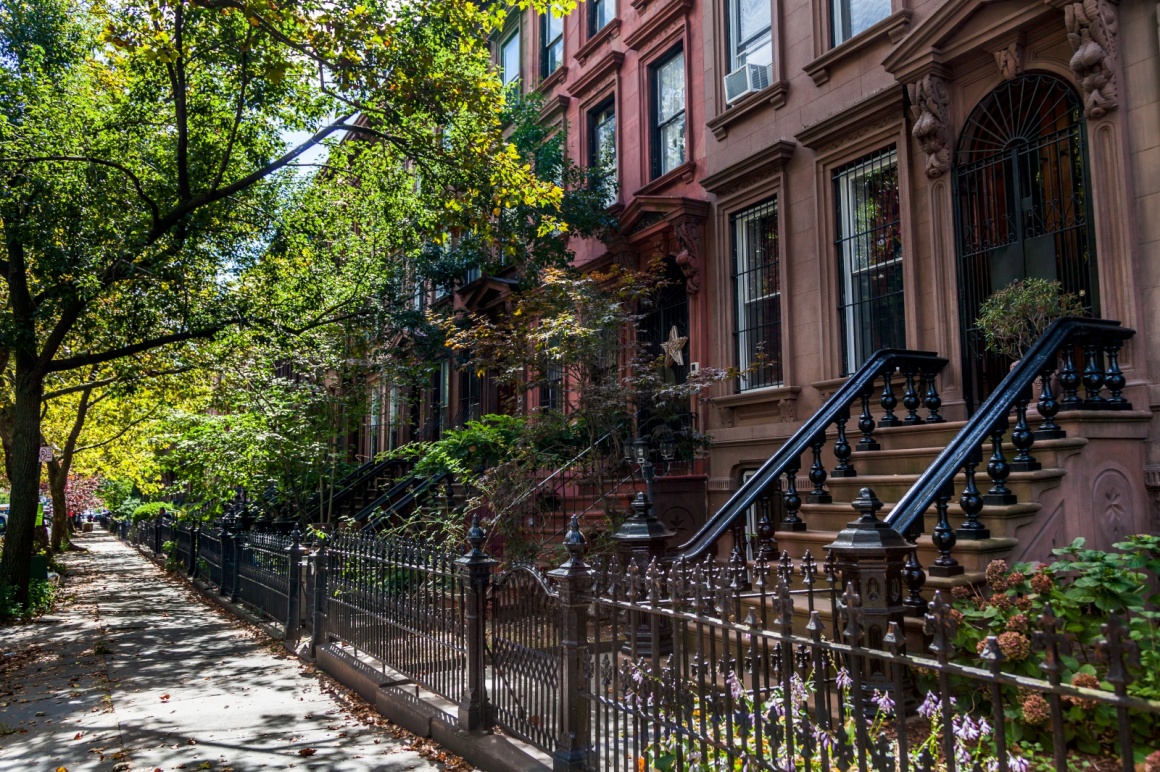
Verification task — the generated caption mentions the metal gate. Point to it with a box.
[487,565,561,754]
[953,74,1098,409]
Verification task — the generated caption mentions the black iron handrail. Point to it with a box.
[351,475,421,524]
[676,348,948,559]
[361,471,451,532]
[885,316,1133,536]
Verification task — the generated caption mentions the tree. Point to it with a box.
[0,0,569,600]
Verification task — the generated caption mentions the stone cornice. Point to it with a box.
[568,49,625,100]
[574,18,621,66]
[701,140,796,196]
[623,0,694,51]
[804,9,913,86]
[796,87,905,152]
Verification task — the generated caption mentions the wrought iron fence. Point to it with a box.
[321,532,467,704]
[199,525,224,588]
[175,523,195,571]
[236,531,293,625]
[488,565,561,751]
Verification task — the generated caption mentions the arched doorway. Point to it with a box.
[954,74,1099,409]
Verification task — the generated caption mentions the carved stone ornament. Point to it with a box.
[910,74,951,179]
[672,219,703,295]
[1065,0,1119,118]
[993,40,1024,81]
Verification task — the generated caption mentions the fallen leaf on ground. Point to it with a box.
[160,694,170,702]
[298,748,316,757]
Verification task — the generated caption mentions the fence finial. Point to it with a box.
[563,514,586,565]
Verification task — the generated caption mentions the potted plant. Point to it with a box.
[975,278,1086,360]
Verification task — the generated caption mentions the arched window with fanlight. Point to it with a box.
[954,73,1098,409]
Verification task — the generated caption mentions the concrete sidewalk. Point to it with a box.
[0,532,458,772]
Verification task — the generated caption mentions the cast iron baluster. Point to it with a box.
[832,405,856,478]
[903,544,927,616]
[1035,365,1065,439]
[924,594,958,772]
[901,370,922,424]
[1058,345,1081,410]
[984,415,1016,505]
[1104,340,1128,409]
[857,389,879,450]
[729,543,749,593]
[923,370,944,423]
[756,497,776,562]
[879,370,899,426]
[807,433,831,503]
[1082,342,1106,408]
[956,446,990,540]
[1009,387,1041,472]
[781,458,805,532]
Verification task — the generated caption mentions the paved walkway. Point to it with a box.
[0,531,456,772]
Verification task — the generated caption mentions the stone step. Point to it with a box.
[822,467,1065,504]
[797,501,1042,540]
[847,436,1088,476]
[768,528,1018,573]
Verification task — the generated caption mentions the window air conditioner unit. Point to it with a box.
[723,63,771,104]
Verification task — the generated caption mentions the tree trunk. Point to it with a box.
[0,362,44,604]
[46,459,69,553]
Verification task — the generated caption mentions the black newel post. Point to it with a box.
[456,515,495,731]
[311,531,329,658]
[284,526,302,642]
[549,515,594,772]
[230,527,244,603]
[613,492,673,566]
[826,487,915,698]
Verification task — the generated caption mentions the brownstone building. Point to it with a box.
[362,0,1160,566]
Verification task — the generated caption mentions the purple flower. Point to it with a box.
[1008,756,1031,772]
[976,717,992,738]
[631,667,644,686]
[917,691,941,720]
[836,668,853,691]
[727,671,745,702]
[953,715,981,743]
[871,690,895,716]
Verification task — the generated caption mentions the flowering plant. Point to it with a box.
[630,661,1023,772]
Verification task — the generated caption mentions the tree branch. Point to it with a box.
[0,156,161,226]
[75,407,160,453]
[41,366,195,401]
[47,326,227,374]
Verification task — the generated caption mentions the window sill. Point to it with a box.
[803,9,913,87]
[712,385,801,427]
[536,66,569,94]
[707,80,790,140]
[634,160,696,196]
[810,375,848,401]
[574,19,621,66]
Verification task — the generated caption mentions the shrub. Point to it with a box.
[131,501,180,523]
[0,578,57,621]
[975,278,1085,359]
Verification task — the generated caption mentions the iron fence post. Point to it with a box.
[220,524,234,597]
[311,532,328,659]
[189,523,200,578]
[455,515,496,731]
[548,515,594,772]
[154,515,162,555]
[230,528,243,603]
[285,526,302,642]
[825,486,916,706]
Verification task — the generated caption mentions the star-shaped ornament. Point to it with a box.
[661,325,688,368]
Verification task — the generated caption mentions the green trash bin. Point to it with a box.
[29,554,48,581]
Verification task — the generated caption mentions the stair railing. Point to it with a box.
[360,471,451,532]
[676,348,950,560]
[885,316,1134,575]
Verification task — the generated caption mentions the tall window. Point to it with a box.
[831,0,890,45]
[541,12,563,78]
[727,0,772,71]
[589,99,616,204]
[834,147,904,374]
[501,29,521,86]
[651,48,686,179]
[589,0,614,36]
[732,198,782,390]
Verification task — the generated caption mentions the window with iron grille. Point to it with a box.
[539,361,563,411]
[831,0,890,45]
[501,28,521,86]
[834,147,904,374]
[589,0,614,37]
[541,12,563,78]
[650,47,686,179]
[732,198,782,390]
